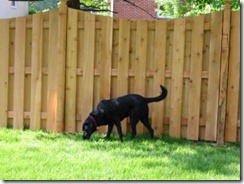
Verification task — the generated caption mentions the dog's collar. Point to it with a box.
[89,115,98,128]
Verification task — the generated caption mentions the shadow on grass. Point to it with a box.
[34,130,240,179]
[90,133,239,178]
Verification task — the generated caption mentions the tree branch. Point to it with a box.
[66,0,117,13]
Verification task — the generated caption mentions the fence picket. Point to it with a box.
[46,6,67,132]
[225,12,240,142]
[81,13,96,127]
[13,17,26,129]
[152,20,167,136]
[99,16,113,133]
[30,13,43,130]
[205,11,223,141]
[135,20,148,134]
[117,18,130,134]
[217,2,231,144]
[65,8,78,132]
[47,9,59,131]
[55,5,67,132]
[187,15,204,140]
[169,18,186,138]
[0,19,9,128]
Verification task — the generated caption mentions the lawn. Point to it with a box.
[0,128,240,180]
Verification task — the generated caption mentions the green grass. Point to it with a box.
[0,128,240,180]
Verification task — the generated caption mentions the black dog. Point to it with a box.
[82,85,167,142]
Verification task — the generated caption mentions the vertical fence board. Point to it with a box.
[25,22,32,128]
[100,16,113,99]
[8,22,15,127]
[187,15,204,140]
[117,18,130,134]
[13,17,26,129]
[217,3,231,144]
[135,20,148,134]
[47,9,59,131]
[152,20,167,136]
[30,13,43,130]
[76,12,85,131]
[0,19,9,128]
[65,8,78,132]
[129,28,136,95]
[205,11,223,141]
[225,12,240,142]
[99,16,113,133]
[169,18,186,138]
[81,13,96,126]
[55,6,67,132]
[41,13,49,129]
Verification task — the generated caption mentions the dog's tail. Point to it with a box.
[145,85,167,103]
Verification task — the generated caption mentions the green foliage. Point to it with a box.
[80,0,110,16]
[156,0,240,18]
[28,8,38,15]
[81,0,109,9]
[0,128,240,180]
[28,0,109,14]
[28,0,59,13]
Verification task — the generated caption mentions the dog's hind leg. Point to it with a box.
[115,122,123,142]
[141,114,154,138]
[131,123,137,139]
[106,124,114,139]
[130,115,140,139]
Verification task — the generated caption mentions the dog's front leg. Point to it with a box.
[106,124,114,139]
[115,122,123,142]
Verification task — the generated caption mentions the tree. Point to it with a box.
[156,0,240,18]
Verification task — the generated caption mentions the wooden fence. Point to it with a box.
[0,5,240,142]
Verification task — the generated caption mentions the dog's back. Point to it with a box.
[100,84,167,110]
[93,85,167,123]
[93,94,145,123]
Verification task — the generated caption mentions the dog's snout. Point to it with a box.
[83,132,90,140]
[83,132,87,139]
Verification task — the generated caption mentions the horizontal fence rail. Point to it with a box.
[0,5,240,142]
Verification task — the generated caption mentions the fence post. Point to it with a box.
[217,0,231,144]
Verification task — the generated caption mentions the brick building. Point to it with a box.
[108,0,157,20]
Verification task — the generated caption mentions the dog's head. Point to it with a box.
[82,115,97,140]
